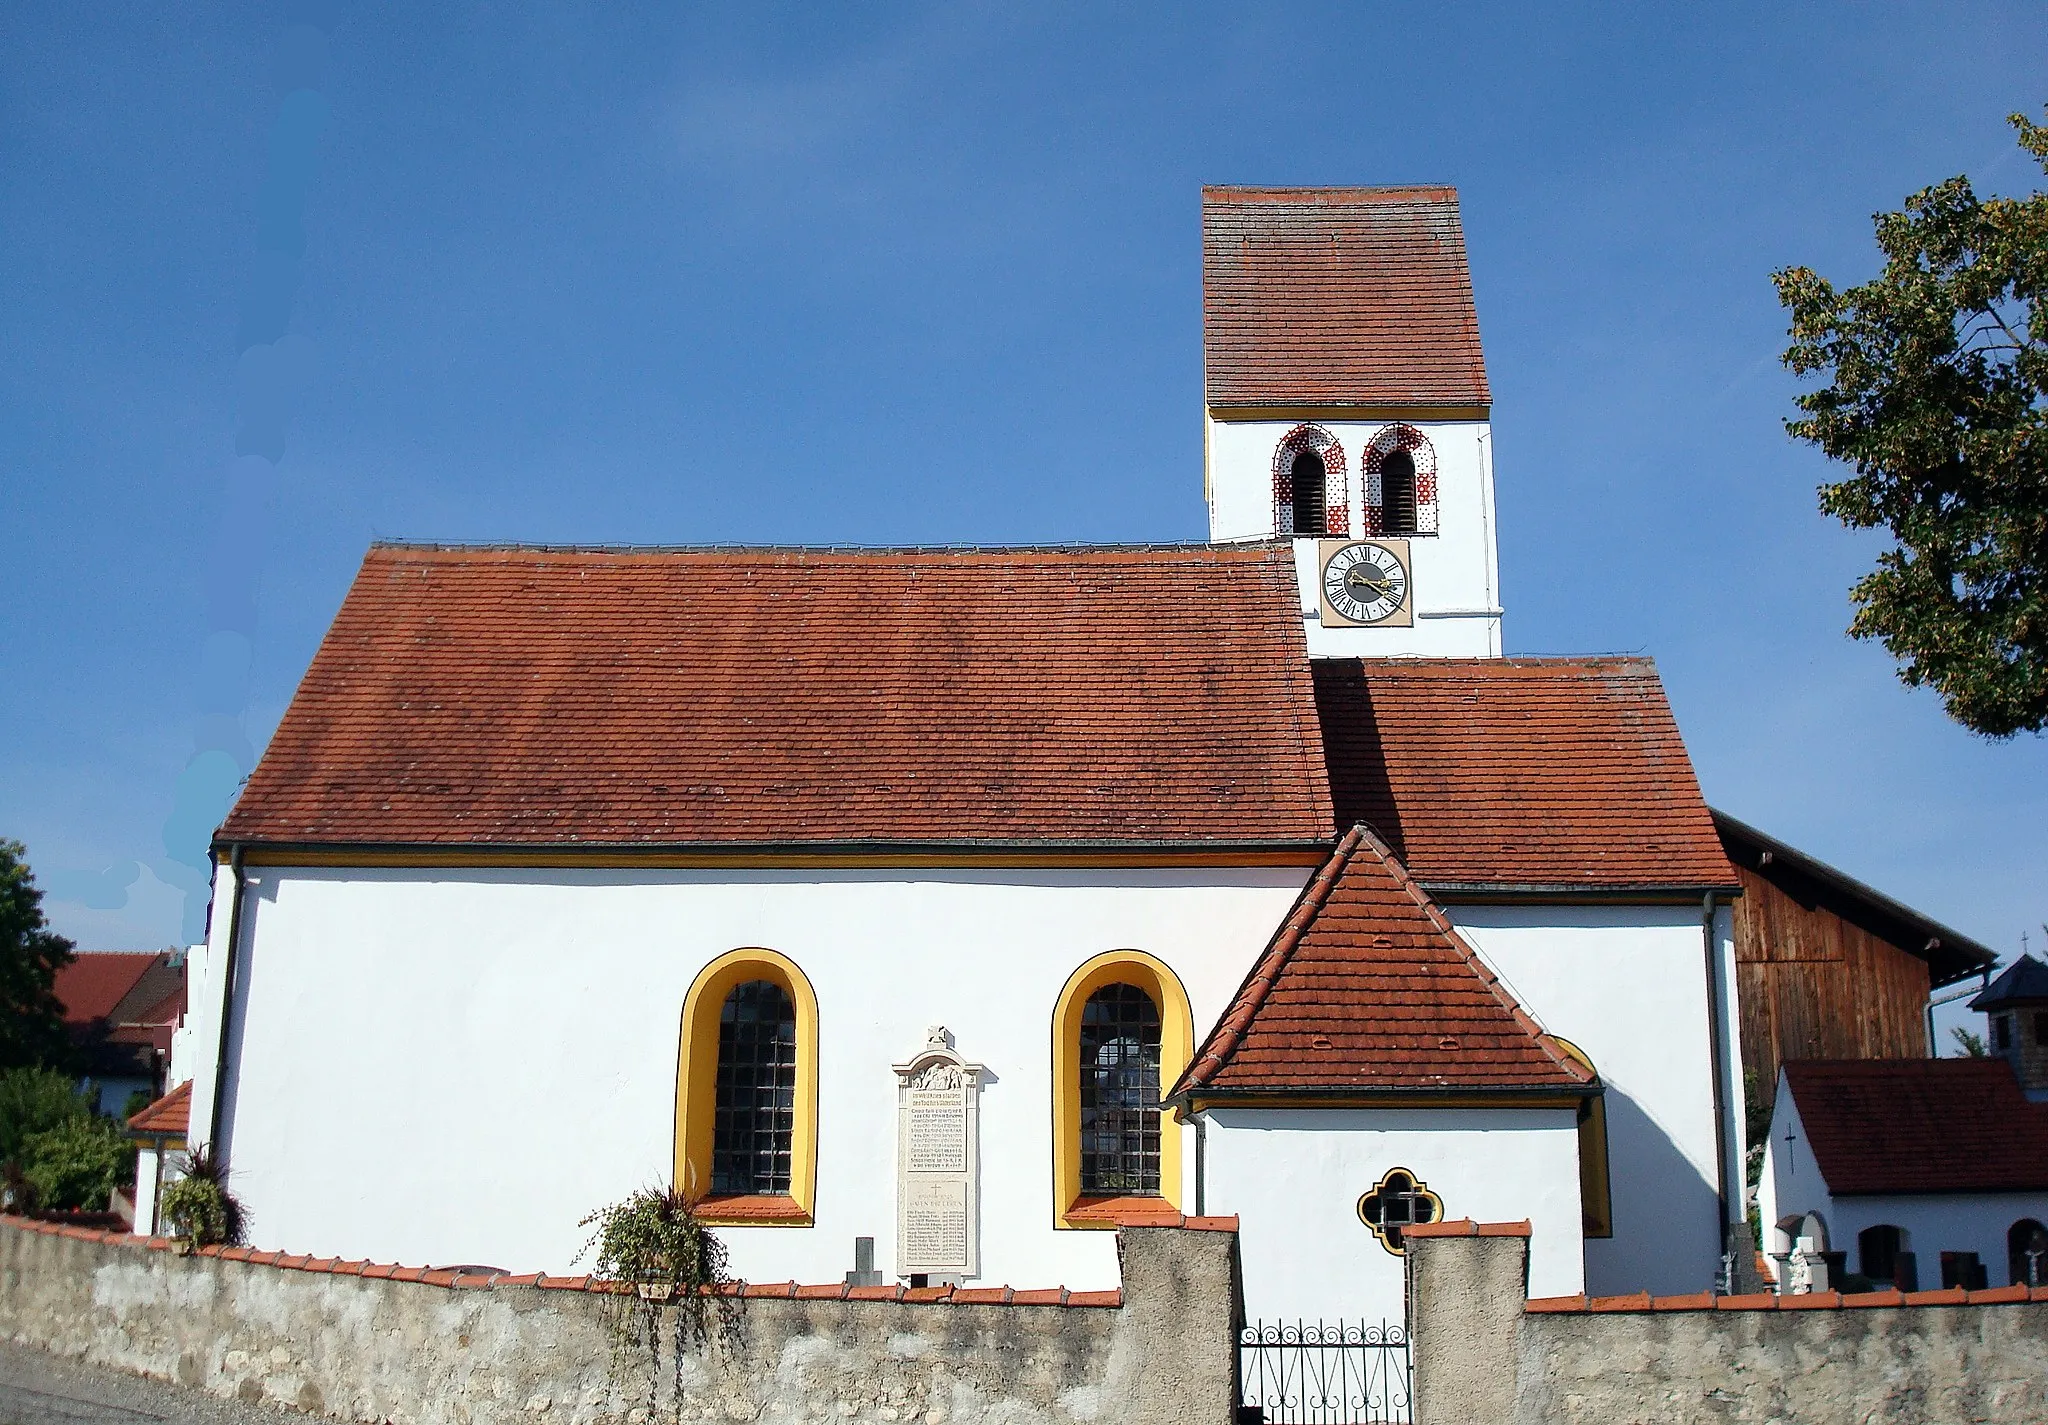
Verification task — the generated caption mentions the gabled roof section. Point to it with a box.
[1173,825,1595,1099]
[126,1080,190,1139]
[1314,657,1737,894]
[53,952,162,1027]
[1784,1059,2048,1196]
[219,543,1336,852]
[1202,186,1490,410]
[1715,809,1996,989]
[1972,954,2048,1010]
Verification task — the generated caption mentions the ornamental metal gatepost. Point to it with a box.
[1235,1320,1411,1425]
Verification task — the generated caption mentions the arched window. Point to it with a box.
[1551,1038,1611,1238]
[1080,984,1162,1194]
[1271,424,1347,536]
[1051,950,1195,1227]
[1362,424,1438,536]
[713,980,796,1195]
[2010,1218,2048,1286]
[675,948,819,1226]
[1859,1224,1906,1287]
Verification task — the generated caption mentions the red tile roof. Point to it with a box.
[126,1080,191,1138]
[1314,658,1737,892]
[1202,186,1490,410]
[219,543,1336,850]
[53,952,161,1027]
[1784,1059,2048,1196]
[1173,825,1595,1097]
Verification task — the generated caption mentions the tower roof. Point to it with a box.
[1972,954,2048,1011]
[1202,186,1490,411]
[1171,825,1595,1101]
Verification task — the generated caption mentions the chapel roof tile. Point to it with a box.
[1172,824,1595,1097]
[217,542,1336,850]
[1313,657,1737,892]
[1783,1058,2048,1196]
[1202,186,1490,410]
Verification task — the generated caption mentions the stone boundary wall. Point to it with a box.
[1405,1219,2048,1425]
[0,1215,1240,1425]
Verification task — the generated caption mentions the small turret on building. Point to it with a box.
[1971,955,2048,1099]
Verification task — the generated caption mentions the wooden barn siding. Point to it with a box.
[1733,861,1932,1094]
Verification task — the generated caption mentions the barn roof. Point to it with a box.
[1783,1058,2048,1196]
[1715,810,1996,989]
[1313,657,1738,894]
[1202,186,1490,411]
[1171,824,1595,1100]
[217,542,1336,852]
[52,952,163,1027]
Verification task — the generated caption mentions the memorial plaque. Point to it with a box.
[894,1027,983,1281]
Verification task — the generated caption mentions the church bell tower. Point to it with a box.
[1201,186,1503,657]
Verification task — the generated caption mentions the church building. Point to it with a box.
[169,186,1749,1326]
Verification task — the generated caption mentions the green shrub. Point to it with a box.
[158,1147,245,1246]
[21,1113,129,1211]
[0,1066,91,1165]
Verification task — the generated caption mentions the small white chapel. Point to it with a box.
[154,186,1749,1327]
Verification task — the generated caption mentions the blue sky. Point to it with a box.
[4,4,2043,1043]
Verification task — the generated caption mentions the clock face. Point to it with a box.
[1320,540,1412,627]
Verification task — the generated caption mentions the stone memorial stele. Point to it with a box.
[893,1026,984,1282]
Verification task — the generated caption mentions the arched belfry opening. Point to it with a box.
[1271,424,1346,536]
[1363,424,1438,536]
[1290,449,1327,535]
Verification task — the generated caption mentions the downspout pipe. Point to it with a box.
[1702,890,1736,1288]
[206,844,247,1162]
[1193,1110,1208,1217]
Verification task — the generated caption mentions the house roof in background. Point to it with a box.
[1313,658,1737,893]
[1715,809,1996,989]
[1784,1058,2048,1196]
[1202,186,1490,410]
[52,952,161,1026]
[219,542,1337,851]
[126,1080,190,1139]
[1972,954,2048,1010]
[1172,824,1595,1099]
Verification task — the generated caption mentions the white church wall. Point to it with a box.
[1205,416,1502,658]
[1205,1106,1583,1324]
[1448,905,1732,1297]
[202,862,1310,1292]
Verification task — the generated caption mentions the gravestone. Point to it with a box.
[894,1026,984,1283]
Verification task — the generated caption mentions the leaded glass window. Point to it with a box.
[1079,982,1162,1195]
[712,979,796,1195]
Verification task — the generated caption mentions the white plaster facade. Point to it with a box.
[1206,1107,1584,1323]
[1205,416,1502,658]
[1757,1072,2048,1290]
[1450,904,1747,1298]
[186,861,1311,1287]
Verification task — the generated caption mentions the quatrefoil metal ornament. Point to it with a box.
[1355,1167,1444,1256]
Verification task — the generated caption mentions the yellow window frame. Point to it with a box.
[1051,949,1194,1229]
[674,947,819,1228]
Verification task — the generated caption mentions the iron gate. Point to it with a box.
[1236,1320,1411,1425]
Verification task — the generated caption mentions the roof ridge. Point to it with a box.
[1357,829,1594,1088]
[363,539,1281,558]
[1171,825,1367,1097]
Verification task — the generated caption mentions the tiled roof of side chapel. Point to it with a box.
[1173,825,1596,1099]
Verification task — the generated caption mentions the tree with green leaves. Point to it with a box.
[1775,108,2048,737]
[1,840,76,1072]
